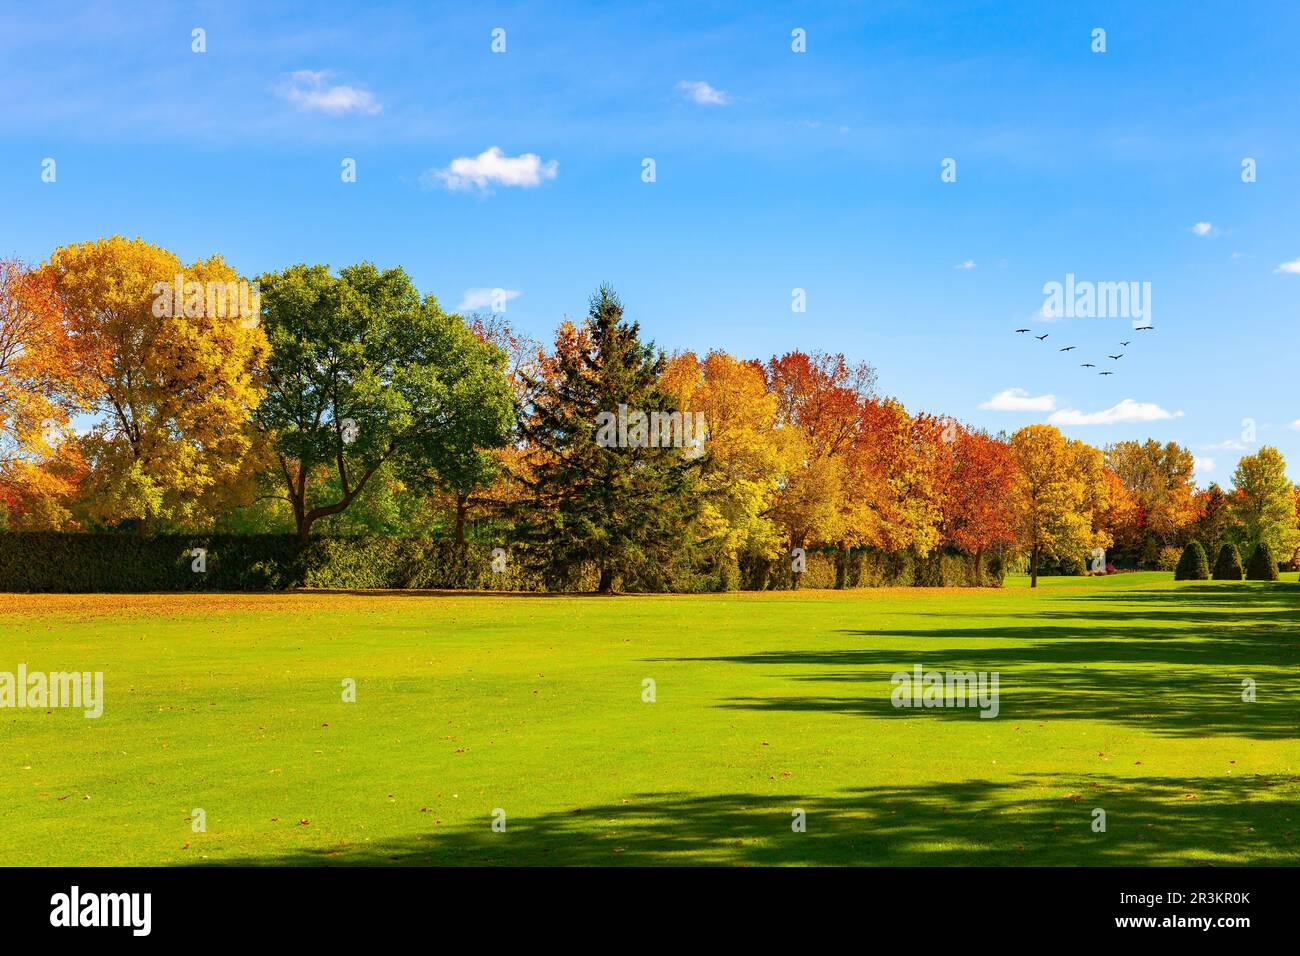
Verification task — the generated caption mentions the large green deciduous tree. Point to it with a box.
[254,262,515,541]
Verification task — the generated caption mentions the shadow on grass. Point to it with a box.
[202,773,1300,867]
[655,583,1300,738]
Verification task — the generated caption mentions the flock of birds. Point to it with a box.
[1014,324,1155,375]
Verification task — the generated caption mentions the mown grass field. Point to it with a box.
[1,572,1297,866]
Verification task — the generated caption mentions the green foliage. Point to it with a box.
[1173,540,1209,580]
[1212,542,1244,580]
[1245,541,1280,581]
[254,262,515,540]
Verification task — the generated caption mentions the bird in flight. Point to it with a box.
[1036,333,1049,341]
[1059,346,1076,351]
[1119,341,1131,346]
[1081,362,1095,368]
[1108,354,1124,360]
[1099,371,1114,375]
[1015,328,1031,333]
[1136,325,1155,331]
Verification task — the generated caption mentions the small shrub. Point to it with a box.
[1212,543,1244,581]
[1156,545,1182,572]
[1245,542,1279,581]
[1173,541,1209,580]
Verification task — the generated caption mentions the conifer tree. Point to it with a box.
[1212,542,1244,580]
[514,286,700,593]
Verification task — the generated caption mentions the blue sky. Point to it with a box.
[3,1,1299,482]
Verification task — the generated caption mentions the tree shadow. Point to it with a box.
[199,773,1300,866]
[652,584,1300,738]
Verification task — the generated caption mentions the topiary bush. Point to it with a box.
[1212,542,1244,580]
[1174,540,1209,580]
[1245,542,1280,581]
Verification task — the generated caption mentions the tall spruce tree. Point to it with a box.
[514,286,700,593]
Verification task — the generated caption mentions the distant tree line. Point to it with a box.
[1,237,1296,591]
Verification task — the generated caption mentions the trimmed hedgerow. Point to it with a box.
[0,533,1005,593]
[1245,542,1280,581]
[1212,542,1244,581]
[0,533,549,593]
[1174,540,1209,581]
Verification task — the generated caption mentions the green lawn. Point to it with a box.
[2,572,1297,866]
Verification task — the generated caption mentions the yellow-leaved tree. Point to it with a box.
[1010,424,1109,587]
[39,236,268,531]
[661,350,792,565]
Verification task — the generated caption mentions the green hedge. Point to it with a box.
[739,547,1002,590]
[0,533,1003,593]
[0,533,554,593]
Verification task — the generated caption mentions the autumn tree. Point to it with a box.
[938,425,1019,582]
[1010,425,1105,587]
[660,350,790,566]
[1190,483,1237,558]
[255,262,515,542]
[765,351,877,572]
[1105,439,1197,552]
[1229,446,1299,562]
[37,237,268,531]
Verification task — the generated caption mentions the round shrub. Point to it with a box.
[1174,541,1209,580]
[1245,542,1280,581]
[1212,542,1244,580]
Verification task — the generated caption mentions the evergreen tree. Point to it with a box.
[514,286,700,593]
[1173,540,1208,580]
[1212,542,1244,580]
[1245,541,1279,581]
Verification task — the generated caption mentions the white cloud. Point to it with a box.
[1194,456,1216,474]
[1275,257,1300,274]
[423,147,558,192]
[1029,302,1060,323]
[1190,221,1215,237]
[278,70,380,115]
[1201,438,1248,451]
[979,388,1056,412]
[1048,399,1183,426]
[457,287,521,312]
[1289,419,1300,431]
[677,80,730,106]
[955,260,977,270]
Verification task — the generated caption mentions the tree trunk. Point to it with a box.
[1030,544,1039,588]
[974,548,984,587]
[597,566,615,595]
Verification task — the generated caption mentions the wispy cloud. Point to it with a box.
[1048,399,1183,426]
[422,147,558,192]
[1275,257,1300,274]
[278,70,380,115]
[1190,221,1216,237]
[1289,419,1300,431]
[1194,456,1215,476]
[1201,438,1249,450]
[677,80,730,106]
[979,388,1056,412]
[457,287,521,311]
[955,260,977,270]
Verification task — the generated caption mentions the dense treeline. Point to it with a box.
[1,237,1297,591]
